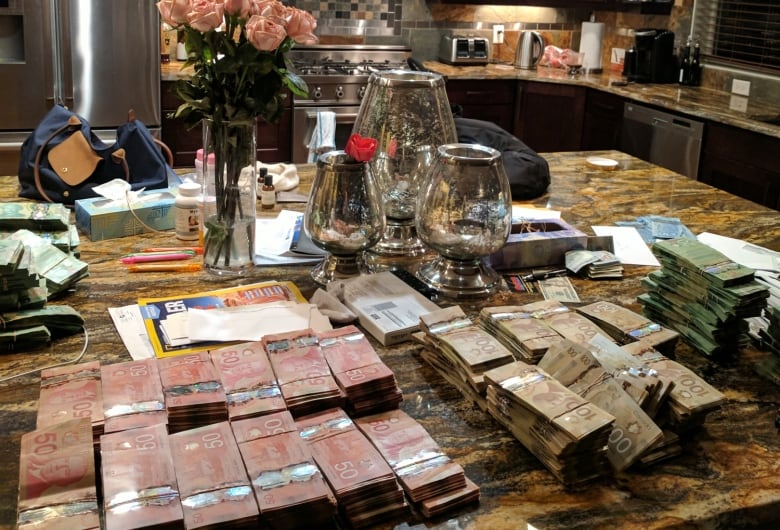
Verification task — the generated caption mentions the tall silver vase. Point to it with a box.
[351,70,457,271]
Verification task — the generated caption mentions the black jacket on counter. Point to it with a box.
[454,115,550,200]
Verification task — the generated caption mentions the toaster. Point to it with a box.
[438,35,490,65]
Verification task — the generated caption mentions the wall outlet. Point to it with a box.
[493,25,504,45]
[732,79,751,97]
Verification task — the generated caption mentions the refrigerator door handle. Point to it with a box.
[52,0,74,107]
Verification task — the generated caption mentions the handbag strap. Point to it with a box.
[33,114,130,203]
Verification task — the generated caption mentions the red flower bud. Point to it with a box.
[345,133,378,163]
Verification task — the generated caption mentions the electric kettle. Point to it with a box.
[514,31,544,70]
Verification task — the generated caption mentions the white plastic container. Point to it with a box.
[175,181,201,241]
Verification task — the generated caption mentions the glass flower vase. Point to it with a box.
[304,151,385,285]
[201,119,257,276]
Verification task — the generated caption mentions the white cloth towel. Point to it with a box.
[307,111,336,163]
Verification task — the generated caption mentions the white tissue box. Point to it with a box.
[75,188,177,241]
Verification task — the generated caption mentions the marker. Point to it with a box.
[120,252,195,264]
[521,269,568,282]
[141,246,204,255]
[126,262,203,273]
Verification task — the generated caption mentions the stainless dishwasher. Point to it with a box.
[620,102,704,179]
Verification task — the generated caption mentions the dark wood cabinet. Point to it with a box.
[699,122,780,210]
[445,79,517,134]
[581,88,625,150]
[437,1,671,13]
[161,81,292,168]
[514,81,585,152]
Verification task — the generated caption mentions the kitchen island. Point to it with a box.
[1,151,779,529]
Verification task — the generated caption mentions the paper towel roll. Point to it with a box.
[579,21,605,73]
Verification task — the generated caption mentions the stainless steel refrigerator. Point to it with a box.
[0,0,161,174]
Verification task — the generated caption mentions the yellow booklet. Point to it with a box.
[138,280,306,358]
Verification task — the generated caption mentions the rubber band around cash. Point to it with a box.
[18,501,100,526]
[254,461,321,489]
[628,322,662,339]
[181,485,253,508]
[227,385,282,405]
[488,305,570,321]
[298,414,354,442]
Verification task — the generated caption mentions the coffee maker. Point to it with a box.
[625,28,676,83]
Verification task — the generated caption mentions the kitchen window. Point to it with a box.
[693,0,780,72]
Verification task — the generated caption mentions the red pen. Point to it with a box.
[120,252,195,264]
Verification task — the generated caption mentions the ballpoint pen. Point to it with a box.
[521,268,568,282]
[141,246,204,255]
[120,252,195,264]
[126,262,203,273]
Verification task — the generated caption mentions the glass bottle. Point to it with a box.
[690,41,701,86]
[260,168,275,210]
[679,37,691,86]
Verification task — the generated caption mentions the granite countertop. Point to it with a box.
[1,151,780,529]
[423,61,780,140]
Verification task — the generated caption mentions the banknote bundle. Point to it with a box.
[418,306,517,409]
[7,229,88,297]
[318,325,403,416]
[576,300,679,356]
[100,358,167,433]
[100,423,184,530]
[639,237,770,357]
[17,418,100,530]
[478,301,568,362]
[263,329,344,417]
[622,341,726,431]
[37,361,105,445]
[1,224,80,255]
[483,361,615,486]
[355,409,479,517]
[169,421,259,529]
[565,249,623,279]
[755,306,780,384]
[0,305,85,351]
[0,202,71,232]
[0,239,47,318]
[210,342,286,421]
[615,215,696,244]
[157,352,228,433]
[297,408,408,528]
[538,340,665,472]
[232,411,338,529]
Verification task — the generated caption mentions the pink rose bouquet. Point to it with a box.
[157,0,318,125]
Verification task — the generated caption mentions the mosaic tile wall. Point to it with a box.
[293,0,401,38]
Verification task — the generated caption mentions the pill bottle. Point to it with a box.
[175,182,201,241]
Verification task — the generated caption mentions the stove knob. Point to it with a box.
[335,86,344,99]
[313,86,322,100]
[358,86,366,99]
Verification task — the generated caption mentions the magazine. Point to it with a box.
[138,280,306,358]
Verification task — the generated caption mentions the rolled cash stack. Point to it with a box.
[100,423,183,530]
[478,300,569,362]
[483,360,615,486]
[355,408,479,517]
[263,329,345,417]
[232,411,338,529]
[639,237,769,357]
[210,341,287,421]
[296,408,409,528]
[318,325,403,417]
[36,361,105,447]
[418,306,517,410]
[576,300,679,356]
[100,358,168,434]
[157,352,228,433]
[18,418,100,530]
[169,421,259,529]
[622,341,726,432]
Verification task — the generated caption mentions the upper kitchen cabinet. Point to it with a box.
[514,81,585,152]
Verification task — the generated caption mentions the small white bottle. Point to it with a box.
[175,182,201,241]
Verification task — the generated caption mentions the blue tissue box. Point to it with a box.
[75,188,177,241]
[490,219,588,269]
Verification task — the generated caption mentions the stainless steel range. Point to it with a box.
[288,44,412,164]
